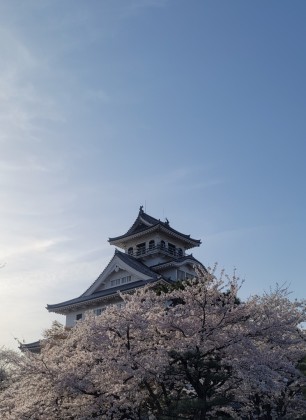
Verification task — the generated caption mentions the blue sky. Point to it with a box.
[0,0,305,349]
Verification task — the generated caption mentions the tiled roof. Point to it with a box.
[115,249,159,278]
[20,340,41,353]
[47,250,160,313]
[125,211,160,236]
[109,207,201,246]
[47,278,158,312]
[150,254,205,271]
[80,249,158,297]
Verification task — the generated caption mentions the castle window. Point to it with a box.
[94,308,102,316]
[177,270,185,281]
[111,279,121,287]
[76,313,83,321]
[168,243,176,255]
[111,276,132,287]
[149,240,155,250]
[128,247,133,255]
[160,240,166,249]
[136,242,146,255]
[121,276,131,284]
[178,248,183,257]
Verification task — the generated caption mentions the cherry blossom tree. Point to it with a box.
[0,348,20,392]
[0,268,305,419]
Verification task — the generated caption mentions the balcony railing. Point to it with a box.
[128,243,183,258]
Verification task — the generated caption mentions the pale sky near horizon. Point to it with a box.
[0,0,305,350]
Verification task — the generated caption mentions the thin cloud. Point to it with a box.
[0,160,50,173]
[0,238,68,260]
[0,27,65,147]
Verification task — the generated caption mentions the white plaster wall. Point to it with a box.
[160,264,197,283]
[66,312,79,328]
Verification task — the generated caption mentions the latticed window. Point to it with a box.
[111,276,132,287]
[168,243,176,255]
[136,243,146,255]
[121,276,131,284]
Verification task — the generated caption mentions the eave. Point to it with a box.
[20,340,41,354]
[151,255,205,272]
[47,278,165,315]
[109,223,201,250]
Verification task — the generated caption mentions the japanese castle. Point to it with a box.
[24,207,204,352]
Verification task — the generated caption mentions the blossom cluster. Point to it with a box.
[0,268,305,419]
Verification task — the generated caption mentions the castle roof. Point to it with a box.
[151,254,204,272]
[46,278,162,315]
[46,248,204,315]
[20,340,41,354]
[47,250,163,315]
[109,206,201,250]
[81,249,159,297]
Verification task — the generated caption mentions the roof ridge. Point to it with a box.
[115,249,158,278]
[109,208,201,246]
[80,250,118,296]
[80,249,159,298]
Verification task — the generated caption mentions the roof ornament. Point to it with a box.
[139,205,144,214]
[165,218,169,225]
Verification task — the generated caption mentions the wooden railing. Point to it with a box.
[129,243,183,258]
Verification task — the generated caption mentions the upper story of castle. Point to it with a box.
[108,206,202,266]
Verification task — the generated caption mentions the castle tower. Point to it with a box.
[47,206,204,328]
